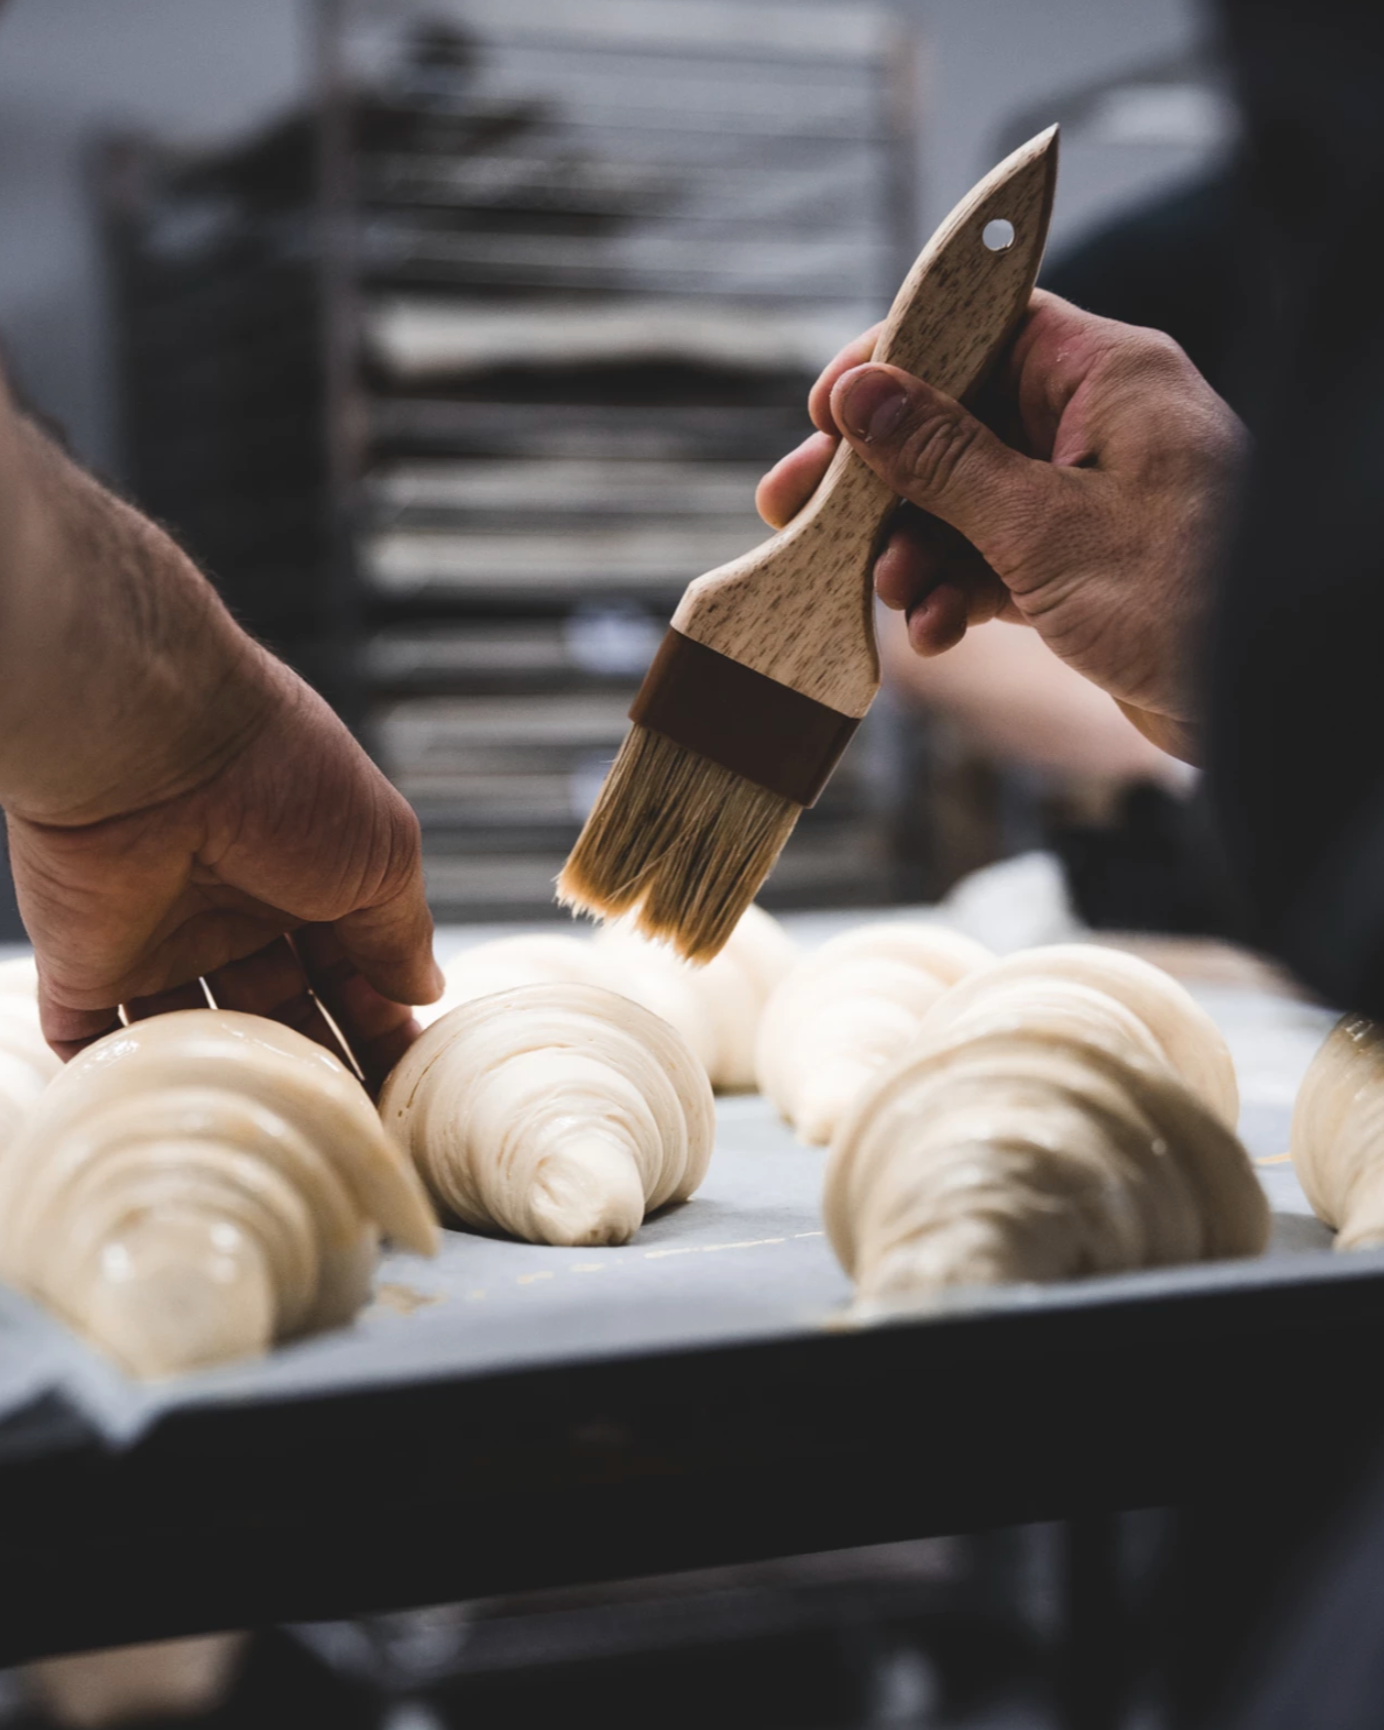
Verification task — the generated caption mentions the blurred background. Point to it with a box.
[0,0,1237,944]
[0,5,1252,1726]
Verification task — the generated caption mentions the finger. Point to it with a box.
[873,510,976,612]
[323,852,442,1012]
[873,510,1013,642]
[294,923,422,1096]
[755,430,838,529]
[907,582,972,656]
[808,322,883,433]
[205,935,357,1072]
[125,980,211,1020]
[902,573,1011,654]
[38,997,123,1064]
[831,363,1048,573]
[52,904,297,1014]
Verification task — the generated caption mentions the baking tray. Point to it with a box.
[3,947,1383,1664]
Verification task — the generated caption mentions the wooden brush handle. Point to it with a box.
[673,126,1058,717]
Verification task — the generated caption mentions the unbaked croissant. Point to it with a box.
[597,902,798,1092]
[1291,1012,1384,1249]
[419,933,611,1026]
[419,931,716,1075]
[423,904,796,1093]
[0,956,60,1153]
[825,946,1265,1303]
[755,923,993,1145]
[916,943,1240,1126]
[0,1009,437,1377]
[381,982,715,1247]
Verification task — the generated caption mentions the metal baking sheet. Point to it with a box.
[10,913,1384,1663]
[0,956,1349,1447]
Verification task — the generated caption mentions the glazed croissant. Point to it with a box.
[422,904,796,1093]
[381,982,715,1246]
[1291,1012,1384,1249]
[826,945,1265,1303]
[0,957,60,1152]
[755,923,993,1145]
[0,1010,437,1377]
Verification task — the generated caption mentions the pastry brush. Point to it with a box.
[559,126,1058,960]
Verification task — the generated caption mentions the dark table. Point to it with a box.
[0,977,1374,1728]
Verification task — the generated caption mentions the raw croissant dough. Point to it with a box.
[1291,1012,1384,1249]
[598,903,797,1091]
[0,957,60,1152]
[421,933,611,1021]
[420,904,796,1093]
[381,982,715,1246]
[0,1010,437,1377]
[916,944,1240,1126]
[755,923,993,1145]
[826,945,1264,1302]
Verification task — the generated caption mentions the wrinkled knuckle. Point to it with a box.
[895,409,985,501]
[1135,327,1187,369]
[1111,326,1196,392]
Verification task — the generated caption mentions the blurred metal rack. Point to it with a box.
[99,0,919,921]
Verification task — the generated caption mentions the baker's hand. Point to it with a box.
[0,391,440,1087]
[5,648,441,1088]
[756,290,1247,762]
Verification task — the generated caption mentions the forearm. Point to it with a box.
[0,384,274,825]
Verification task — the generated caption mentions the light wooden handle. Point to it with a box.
[675,126,1058,716]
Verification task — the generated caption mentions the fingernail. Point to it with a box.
[840,369,908,443]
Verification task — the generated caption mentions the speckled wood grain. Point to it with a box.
[671,125,1059,718]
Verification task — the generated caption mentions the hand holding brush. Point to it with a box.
[560,128,1060,960]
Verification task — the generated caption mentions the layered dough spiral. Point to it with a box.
[0,957,60,1152]
[420,904,796,1093]
[755,923,993,1145]
[826,944,1265,1303]
[1291,1012,1384,1249]
[0,1010,437,1377]
[915,944,1240,1126]
[381,982,715,1246]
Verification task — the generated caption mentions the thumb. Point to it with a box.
[831,363,1046,566]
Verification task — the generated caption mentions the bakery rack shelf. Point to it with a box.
[97,0,920,922]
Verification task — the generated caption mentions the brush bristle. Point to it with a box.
[557,725,800,962]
